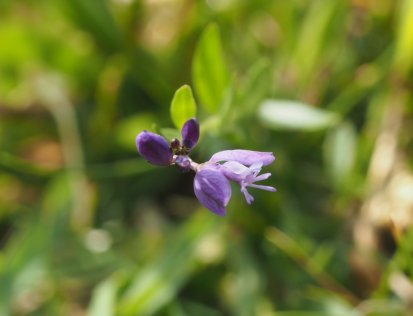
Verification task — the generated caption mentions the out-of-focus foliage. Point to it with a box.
[1,0,413,315]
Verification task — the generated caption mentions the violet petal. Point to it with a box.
[181,118,200,149]
[221,161,250,182]
[193,168,231,216]
[210,150,275,166]
[136,131,173,166]
[241,187,254,204]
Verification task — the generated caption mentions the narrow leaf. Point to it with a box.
[88,277,117,316]
[192,24,230,113]
[170,85,197,129]
[323,122,356,187]
[258,99,339,131]
[292,0,339,81]
[394,0,413,75]
[238,58,271,115]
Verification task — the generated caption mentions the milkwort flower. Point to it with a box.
[136,118,276,216]
[136,118,199,171]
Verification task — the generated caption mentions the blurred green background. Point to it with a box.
[1,0,413,315]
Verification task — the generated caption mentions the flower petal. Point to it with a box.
[181,118,200,149]
[221,161,250,182]
[209,150,275,166]
[136,131,173,166]
[254,173,272,181]
[241,187,254,204]
[249,184,277,192]
[193,168,231,216]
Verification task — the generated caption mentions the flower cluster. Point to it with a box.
[136,118,276,216]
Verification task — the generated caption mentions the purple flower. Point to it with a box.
[136,118,276,216]
[191,150,276,215]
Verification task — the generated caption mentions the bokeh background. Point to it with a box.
[1,0,413,315]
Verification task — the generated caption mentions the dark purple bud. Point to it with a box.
[175,155,191,172]
[170,138,181,150]
[181,118,199,150]
[193,168,231,216]
[136,131,173,166]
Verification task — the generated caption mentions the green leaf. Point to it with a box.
[170,85,197,129]
[258,100,339,131]
[88,277,117,316]
[292,0,338,81]
[323,122,356,187]
[394,0,413,75]
[192,24,230,113]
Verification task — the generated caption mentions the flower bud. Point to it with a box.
[136,131,173,166]
[181,118,199,150]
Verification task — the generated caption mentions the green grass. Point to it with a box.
[1,0,413,315]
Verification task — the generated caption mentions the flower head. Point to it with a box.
[136,118,276,216]
[192,150,276,215]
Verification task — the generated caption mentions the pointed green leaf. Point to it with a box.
[170,85,197,129]
[192,24,230,113]
[258,100,339,131]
